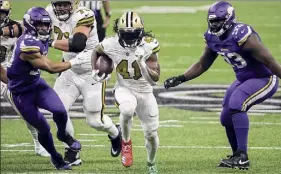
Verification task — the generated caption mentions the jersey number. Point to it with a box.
[0,46,7,62]
[218,52,247,69]
[54,26,69,40]
[116,60,142,80]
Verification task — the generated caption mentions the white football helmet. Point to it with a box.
[51,0,80,21]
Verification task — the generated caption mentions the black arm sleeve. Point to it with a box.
[68,32,87,53]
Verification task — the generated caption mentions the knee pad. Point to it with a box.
[37,122,50,134]
[220,107,232,127]
[86,111,113,131]
[52,107,67,117]
[119,102,136,118]
[144,128,158,141]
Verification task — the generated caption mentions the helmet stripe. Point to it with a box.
[126,12,129,27]
[130,11,133,28]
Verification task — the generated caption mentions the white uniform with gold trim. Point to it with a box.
[0,36,16,96]
[99,35,160,131]
[46,5,109,130]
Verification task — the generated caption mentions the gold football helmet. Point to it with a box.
[117,11,144,48]
[0,1,11,27]
[51,0,80,21]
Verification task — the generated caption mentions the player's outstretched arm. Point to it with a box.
[242,34,281,79]
[20,52,76,74]
[164,45,218,89]
[50,25,91,52]
[0,64,8,84]
[0,22,24,38]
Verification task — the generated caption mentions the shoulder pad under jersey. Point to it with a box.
[19,35,41,54]
[232,23,252,46]
[142,36,160,54]
[98,35,118,54]
[72,7,95,28]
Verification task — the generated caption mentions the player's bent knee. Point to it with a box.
[86,111,112,131]
[37,123,50,134]
[144,129,158,141]
[119,102,136,118]
[52,107,67,117]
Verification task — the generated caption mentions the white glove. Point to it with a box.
[69,57,88,67]
[92,69,111,82]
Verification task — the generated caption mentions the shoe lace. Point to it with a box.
[123,144,132,153]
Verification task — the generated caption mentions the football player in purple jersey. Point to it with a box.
[164,1,281,170]
[7,7,86,170]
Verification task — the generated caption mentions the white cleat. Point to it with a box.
[35,146,50,157]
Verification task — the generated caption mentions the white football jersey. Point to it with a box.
[0,36,17,68]
[100,35,160,93]
[46,5,99,74]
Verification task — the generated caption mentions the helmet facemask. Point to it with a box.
[118,28,144,48]
[52,1,72,21]
[34,21,52,41]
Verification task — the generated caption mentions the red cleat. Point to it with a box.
[121,139,133,167]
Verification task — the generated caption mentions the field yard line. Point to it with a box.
[2,145,281,151]
[177,120,281,125]
[78,134,107,136]
[77,139,97,142]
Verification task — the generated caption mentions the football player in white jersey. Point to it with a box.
[0,0,49,157]
[92,12,160,174]
[46,0,122,166]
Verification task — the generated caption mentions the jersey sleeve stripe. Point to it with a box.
[152,45,160,53]
[76,16,95,27]
[238,26,252,46]
[20,47,40,53]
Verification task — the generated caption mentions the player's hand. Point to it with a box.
[69,57,87,67]
[92,69,111,82]
[164,76,185,90]
[102,16,110,28]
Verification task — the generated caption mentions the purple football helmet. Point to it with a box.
[23,7,52,41]
[207,1,236,36]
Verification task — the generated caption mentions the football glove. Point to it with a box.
[164,75,187,90]
[92,69,111,82]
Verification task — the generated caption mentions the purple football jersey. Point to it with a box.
[204,23,273,82]
[7,34,49,93]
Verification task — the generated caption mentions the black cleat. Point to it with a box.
[108,124,122,157]
[51,153,72,170]
[219,150,250,170]
[217,155,233,168]
[64,148,82,166]
[57,132,81,151]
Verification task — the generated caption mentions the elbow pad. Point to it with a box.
[69,32,87,53]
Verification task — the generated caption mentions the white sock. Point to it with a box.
[120,113,133,142]
[24,121,40,149]
[145,133,159,164]
[102,114,119,138]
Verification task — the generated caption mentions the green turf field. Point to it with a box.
[1,1,281,174]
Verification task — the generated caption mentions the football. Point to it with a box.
[95,55,114,76]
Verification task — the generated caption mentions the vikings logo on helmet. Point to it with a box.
[23,7,52,41]
[207,1,236,36]
[117,11,145,48]
[0,1,11,27]
[51,0,80,21]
